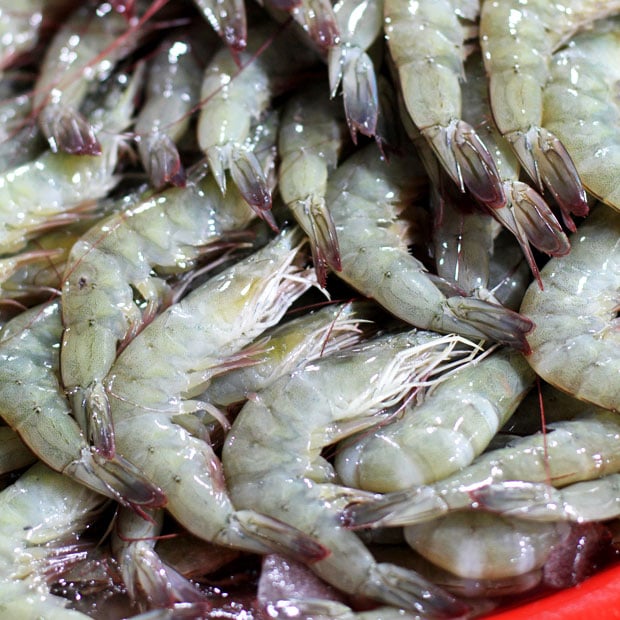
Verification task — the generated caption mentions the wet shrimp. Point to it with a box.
[0,301,166,510]
[519,205,620,412]
[278,82,347,285]
[479,0,620,228]
[0,461,107,619]
[385,0,506,210]
[543,17,620,212]
[197,22,318,226]
[192,0,247,51]
[0,67,140,255]
[345,409,620,528]
[135,29,211,189]
[335,348,536,493]
[222,328,482,615]
[105,230,329,560]
[326,142,533,351]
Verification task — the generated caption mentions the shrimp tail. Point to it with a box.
[65,448,166,510]
[82,381,116,459]
[364,563,470,618]
[39,104,102,156]
[141,133,186,189]
[220,510,329,563]
[445,296,534,353]
[422,120,506,210]
[329,46,379,142]
[507,127,589,231]
[192,0,247,51]
[342,487,450,529]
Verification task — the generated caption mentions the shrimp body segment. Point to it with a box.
[386,0,505,210]
[519,205,620,412]
[223,329,480,615]
[106,230,328,560]
[479,0,620,227]
[327,143,533,352]
[0,302,166,509]
[60,175,254,457]
[335,349,536,492]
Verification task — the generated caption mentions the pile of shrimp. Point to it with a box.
[0,0,619,618]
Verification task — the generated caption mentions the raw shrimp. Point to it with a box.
[192,0,247,51]
[0,427,36,475]
[203,301,368,408]
[329,0,383,141]
[345,409,620,528]
[60,170,255,458]
[0,67,139,255]
[473,473,620,523]
[404,512,569,580]
[278,82,346,285]
[519,205,620,412]
[222,328,482,615]
[543,18,620,212]
[326,142,533,352]
[0,461,107,619]
[106,230,329,560]
[32,0,142,154]
[335,348,536,492]
[135,30,210,189]
[112,507,207,610]
[385,0,506,210]
[479,0,620,228]
[196,22,318,226]
[0,301,166,510]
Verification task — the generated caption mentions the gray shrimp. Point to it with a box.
[222,328,482,615]
[335,348,536,492]
[326,142,534,352]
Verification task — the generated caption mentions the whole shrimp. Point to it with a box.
[222,328,482,615]
[0,301,166,510]
[278,82,347,285]
[32,0,144,155]
[519,205,620,413]
[60,169,256,458]
[479,0,620,228]
[196,22,318,226]
[335,348,536,493]
[326,142,533,351]
[385,0,506,210]
[135,29,211,189]
[404,511,570,580]
[105,229,329,560]
[542,18,620,213]
[0,461,107,619]
[345,408,620,528]
[0,67,140,255]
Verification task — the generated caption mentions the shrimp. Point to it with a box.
[0,67,140,255]
[328,0,383,141]
[222,328,482,615]
[196,22,318,226]
[385,0,506,210]
[105,229,329,560]
[542,17,620,213]
[278,82,347,285]
[192,0,247,51]
[135,30,211,189]
[335,348,536,493]
[479,0,620,229]
[111,507,207,610]
[0,301,166,510]
[0,461,106,619]
[60,169,255,458]
[32,0,143,155]
[404,512,570,580]
[326,142,534,352]
[0,426,36,475]
[202,301,369,408]
[345,408,620,528]
[519,205,620,413]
